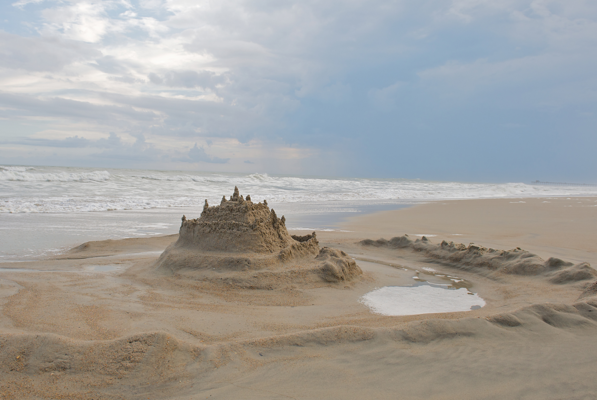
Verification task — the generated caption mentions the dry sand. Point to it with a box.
[1,196,597,399]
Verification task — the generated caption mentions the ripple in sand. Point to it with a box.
[360,282,485,316]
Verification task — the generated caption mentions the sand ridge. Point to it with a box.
[360,234,597,281]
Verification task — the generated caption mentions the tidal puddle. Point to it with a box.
[361,282,485,316]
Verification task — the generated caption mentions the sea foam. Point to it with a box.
[1,166,596,213]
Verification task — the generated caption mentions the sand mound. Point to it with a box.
[549,262,597,284]
[360,235,596,279]
[317,247,362,282]
[579,280,597,299]
[0,331,199,399]
[155,187,362,286]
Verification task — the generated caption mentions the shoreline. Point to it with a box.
[1,194,595,262]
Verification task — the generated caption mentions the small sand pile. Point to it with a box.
[155,187,361,286]
[360,235,597,281]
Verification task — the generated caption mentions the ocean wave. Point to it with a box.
[1,166,597,213]
[0,170,110,182]
[138,174,194,181]
[136,174,230,183]
[0,166,35,172]
[0,196,201,213]
[247,173,269,181]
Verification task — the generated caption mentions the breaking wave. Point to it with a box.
[0,169,110,182]
[1,165,597,213]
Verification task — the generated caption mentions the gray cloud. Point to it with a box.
[22,136,91,148]
[0,91,157,125]
[183,143,229,164]
[10,132,123,149]
[148,70,225,89]
[0,88,270,142]
[89,134,165,162]
[99,91,270,138]
[92,56,129,75]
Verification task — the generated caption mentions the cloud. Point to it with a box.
[417,52,597,108]
[367,81,405,109]
[148,70,225,89]
[1,0,597,180]
[85,133,169,163]
[0,92,158,124]
[92,56,130,75]
[11,0,46,9]
[40,1,117,43]
[0,31,101,72]
[18,135,92,148]
[184,143,229,164]
[13,132,123,148]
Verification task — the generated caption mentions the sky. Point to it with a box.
[0,0,596,182]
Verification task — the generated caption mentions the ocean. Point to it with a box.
[2,165,596,262]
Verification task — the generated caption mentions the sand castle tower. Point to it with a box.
[156,187,362,285]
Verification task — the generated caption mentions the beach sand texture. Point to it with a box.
[1,196,597,399]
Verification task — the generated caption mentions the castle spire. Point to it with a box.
[231,186,240,201]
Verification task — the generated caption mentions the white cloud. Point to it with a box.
[40,2,113,43]
[12,0,46,8]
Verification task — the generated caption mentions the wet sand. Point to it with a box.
[1,197,597,399]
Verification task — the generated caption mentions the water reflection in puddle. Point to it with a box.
[361,282,485,316]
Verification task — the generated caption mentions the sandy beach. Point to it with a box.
[1,196,597,399]
[3,0,597,398]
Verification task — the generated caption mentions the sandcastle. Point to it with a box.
[156,187,362,286]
